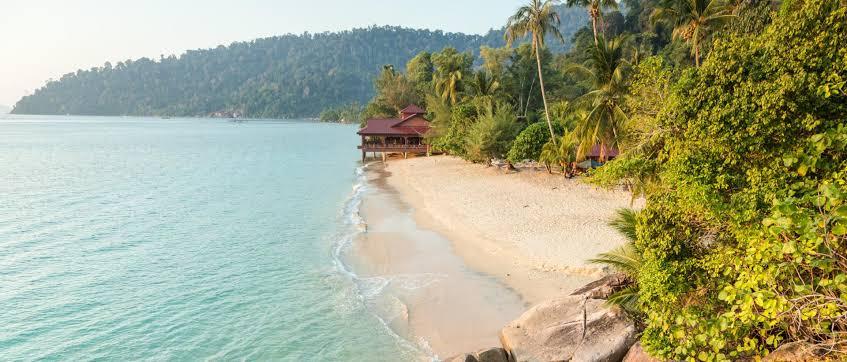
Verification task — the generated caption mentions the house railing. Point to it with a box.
[358,144,428,151]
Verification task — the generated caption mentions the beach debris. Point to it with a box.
[499,295,636,362]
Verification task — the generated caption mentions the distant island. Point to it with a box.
[11,6,588,119]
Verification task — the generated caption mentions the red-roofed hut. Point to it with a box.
[357,105,431,161]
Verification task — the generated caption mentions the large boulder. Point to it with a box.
[445,348,509,362]
[570,273,630,300]
[444,354,478,362]
[500,295,637,362]
[622,342,660,362]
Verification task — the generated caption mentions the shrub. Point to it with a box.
[506,121,565,162]
[628,0,847,359]
[464,102,522,163]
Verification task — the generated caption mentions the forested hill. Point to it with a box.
[11,6,587,118]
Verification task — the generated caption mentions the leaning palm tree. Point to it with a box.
[651,0,735,67]
[571,36,631,161]
[566,0,619,45]
[505,0,564,145]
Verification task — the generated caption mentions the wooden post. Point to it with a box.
[382,152,386,163]
[404,152,407,159]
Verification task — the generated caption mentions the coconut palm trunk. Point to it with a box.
[590,8,600,45]
[534,36,557,145]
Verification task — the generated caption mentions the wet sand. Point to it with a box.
[343,165,527,359]
[346,156,639,358]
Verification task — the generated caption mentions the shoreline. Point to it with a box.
[382,155,641,305]
[347,163,527,359]
[349,155,642,358]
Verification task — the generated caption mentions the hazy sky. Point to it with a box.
[0,0,525,107]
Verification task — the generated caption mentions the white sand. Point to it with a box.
[382,155,642,304]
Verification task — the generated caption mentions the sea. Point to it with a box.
[0,115,429,361]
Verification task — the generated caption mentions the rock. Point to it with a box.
[622,342,660,362]
[763,341,820,361]
[475,347,509,362]
[570,273,630,300]
[444,348,509,362]
[500,295,637,362]
[444,354,478,362]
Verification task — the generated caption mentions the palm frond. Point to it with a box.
[589,242,640,276]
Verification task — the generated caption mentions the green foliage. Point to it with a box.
[428,97,482,156]
[464,102,523,162]
[12,27,501,118]
[406,52,434,85]
[571,35,632,160]
[507,122,562,162]
[614,1,847,359]
[362,65,423,120]
[538,130,579,173]
[650,0,735,66]
[319,102,363,124]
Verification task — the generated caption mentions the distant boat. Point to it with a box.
[161,116,171,120]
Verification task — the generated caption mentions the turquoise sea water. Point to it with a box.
[0,116,424,361]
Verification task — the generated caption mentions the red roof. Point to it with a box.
[357,118,430,136]
[400,104,425,115]
[585,144,619,158]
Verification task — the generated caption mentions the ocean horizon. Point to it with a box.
[0,115,428,360]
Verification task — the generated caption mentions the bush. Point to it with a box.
[627,1,847,359]
[464,102,522,162]
[506,121,565,162]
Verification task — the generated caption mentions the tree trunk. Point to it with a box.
[694,39,701,67]
[534,36,556,146]
[591,13,599,46]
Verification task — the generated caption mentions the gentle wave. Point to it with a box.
[329,163,439,361]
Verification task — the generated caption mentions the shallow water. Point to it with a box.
[0,115,427,361]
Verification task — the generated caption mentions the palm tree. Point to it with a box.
[467,71,501,97]
[651,0,735,67]
[435,69,463,105]
[539,131,579,176]
[589,208,642,314]
[566,0,619,46]
[505,0,564,145]
[571,36,631,161]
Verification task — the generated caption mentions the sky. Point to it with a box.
[0,0,527,107]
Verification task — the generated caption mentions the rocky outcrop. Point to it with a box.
[762,341,821,362]
[622,342,660,362]
[445,347,509,362]
[570,273,630,300]
[499,295,637,362]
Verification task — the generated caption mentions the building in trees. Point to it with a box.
[357,104,431,161]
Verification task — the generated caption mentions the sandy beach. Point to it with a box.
[380,155,641,305]
[348,155,641,358]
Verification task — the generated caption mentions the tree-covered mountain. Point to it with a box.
[12,6,588,118]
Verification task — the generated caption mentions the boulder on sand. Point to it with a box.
[445,347,509,362]
[622,342,660,362]
[500,295,637,362]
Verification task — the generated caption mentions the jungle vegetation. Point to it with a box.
[361,0,847,359]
